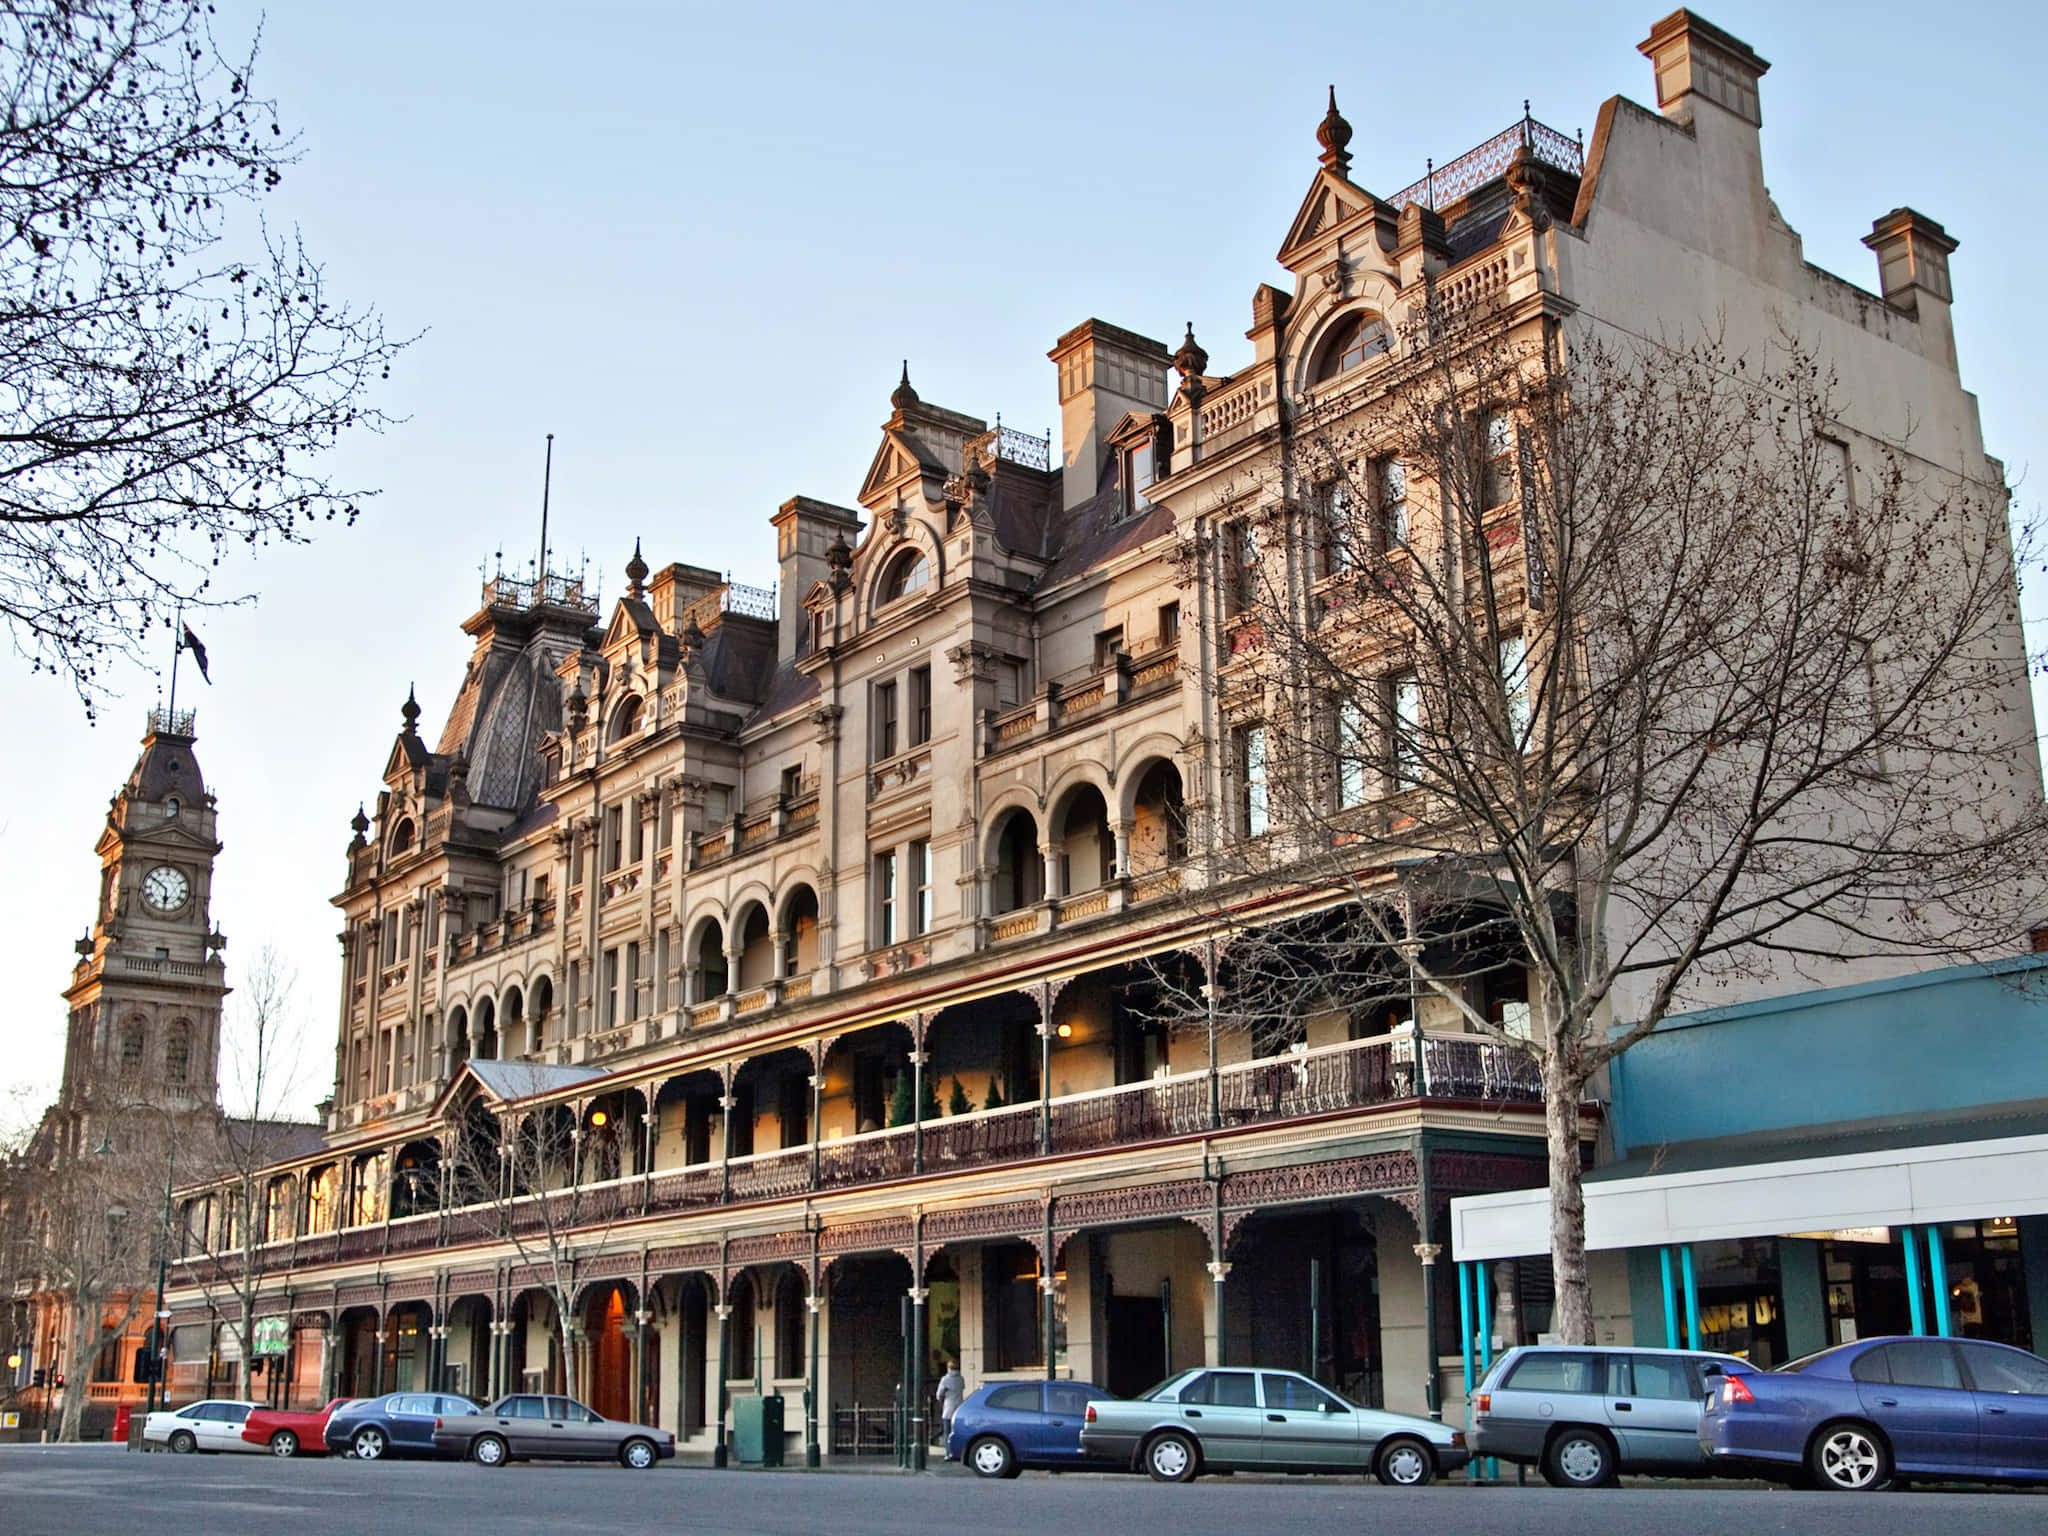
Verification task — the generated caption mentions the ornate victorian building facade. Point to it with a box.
[155,10,2035,1456]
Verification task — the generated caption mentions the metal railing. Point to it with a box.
[1389,112,1583,212]
[180,1032,1544,1275]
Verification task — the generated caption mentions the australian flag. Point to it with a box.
[182,623,211,683]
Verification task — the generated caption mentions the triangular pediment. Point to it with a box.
[1278,167,1383,269]
[602,598,656,650]
[859,431,921,505]
[801,579,834,611]
[383,732,430,783]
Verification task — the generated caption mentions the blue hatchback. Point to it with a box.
[324,1392,482,1461]
[1700,1335,2048,1490]
[946,1380,1119,1478]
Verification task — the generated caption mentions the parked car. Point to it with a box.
[430,1393,677,1468]
[143,1399,264,1454]
[323,1392,482,1460]
[1468,1344,1757,1486]
[240,1398,352,1457]
[946,1379,1120,1477]
[1700,1334,2048,1491]
[1079,1366,1467,1485]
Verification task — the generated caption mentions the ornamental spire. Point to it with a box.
[1317,85,1354,176]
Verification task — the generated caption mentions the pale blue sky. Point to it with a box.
[3,1,2041,1119]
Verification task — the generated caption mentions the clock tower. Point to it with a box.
[58,708,229,1115]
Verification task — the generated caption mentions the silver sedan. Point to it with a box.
[1080,1367,1469,1485]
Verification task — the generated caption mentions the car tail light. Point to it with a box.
[433,1417,443,1430]
[1084,1404,1097,1423]
[1722,1375,1754,1405]
[1474,1393,1490,1415]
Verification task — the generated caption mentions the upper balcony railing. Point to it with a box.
[482,570,598,614]
[173,1030,1545,1279]
[964,422,1054,474]
[1388,111,1583,212]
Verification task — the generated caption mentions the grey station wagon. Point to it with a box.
[1468,1345,1755,1486]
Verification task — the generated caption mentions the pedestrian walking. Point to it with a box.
[936,1360,965,1442]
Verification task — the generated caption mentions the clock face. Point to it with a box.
[142,865,190,913]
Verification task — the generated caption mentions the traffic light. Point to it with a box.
[30,1368,45,1389]
[52,1373,63,1388]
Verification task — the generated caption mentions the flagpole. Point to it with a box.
[167,605,182,725]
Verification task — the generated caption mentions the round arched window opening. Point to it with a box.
[164,796,180,819]
[608,694,644,744]
[1313,311,1389,384]
[880,549,930,605]
[390,817,416,855]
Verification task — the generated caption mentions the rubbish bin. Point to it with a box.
[731,1394,785,1467]
[113,1405,131,1448]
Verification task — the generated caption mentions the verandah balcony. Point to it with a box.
[175,1030,1543,1285]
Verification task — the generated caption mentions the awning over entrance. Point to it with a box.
[1450,1129,2048,1262]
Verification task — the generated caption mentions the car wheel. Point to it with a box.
[1542,1426,1616,1489]
[168,1430,197,1455]
[966,1435,1016,1480]
[351,1425,388,1461]
[1144,1430,1200,1484]
[1807,1421,1890,1492]
[268,1430,299,1458]
[1374,1435,1435,1487]
[620,1437,657,1470]
[471,1433,509,1468]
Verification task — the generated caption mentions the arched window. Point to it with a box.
[390,817,416,855]
[879,549,930,605]
[165,1020,193,1085]
[163,796,180,820]
[608,695,643,744]
[1313,310,1389,384]
[120,1019,146,1074]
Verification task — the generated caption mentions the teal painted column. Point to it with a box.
[1778,1238,1828,1360]
[1901,1225,1927,1336]
[1458,1262,1475,1404]
[1659,1247,1679,1349]
[1926,1225,1953,1337]
[2020,1217,2048,1350]
[1680,1245,1701,1352]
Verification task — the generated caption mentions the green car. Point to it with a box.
[1079,1366,1469,1485]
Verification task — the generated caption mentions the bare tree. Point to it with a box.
[1165,292,2047,1343]
[442,1071,629,1401]
[2,1099,188,1440]
[0,0,411,710]
[176,945,311,1391]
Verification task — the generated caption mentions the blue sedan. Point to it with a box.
[946,1380,1119,1478]
[324,1391,482,1460]
[1700,1335,2048,1490]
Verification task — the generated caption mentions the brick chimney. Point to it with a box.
[1864,207,1960,372]
[1048,320,1171,512]
[1638,9,1769,128]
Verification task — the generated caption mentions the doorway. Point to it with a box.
[1106,1294,1167,1399]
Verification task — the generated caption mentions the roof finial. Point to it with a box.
[1317,85,1354,176]
[400,683,421,736]
[625,537,648,599]
[891,360,919,411]
[1173,321,1209,381]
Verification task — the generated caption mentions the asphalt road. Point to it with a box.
[1,1445,2042,1536]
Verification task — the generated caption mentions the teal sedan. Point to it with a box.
[1080,1367,1469,1485]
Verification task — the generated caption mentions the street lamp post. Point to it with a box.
[146,1143,176,1415]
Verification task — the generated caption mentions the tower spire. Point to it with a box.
[1317,85,1354,177]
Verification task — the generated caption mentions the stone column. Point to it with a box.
[1204,1261,1232,1366]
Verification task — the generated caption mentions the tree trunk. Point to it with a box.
[1544,1052,1593,1345]
[57,1295,96,1442]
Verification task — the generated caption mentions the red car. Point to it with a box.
[241,1398,352,1458]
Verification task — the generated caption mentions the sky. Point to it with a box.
[3,0,2045,1124]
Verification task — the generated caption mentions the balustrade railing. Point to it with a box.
[186,1032,1542,1280]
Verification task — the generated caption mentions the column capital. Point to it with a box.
[714,1303,733,1321]
[1412,1242,1442,1265]
[1205,1261,1233,1282]
[907,1287,930,1304]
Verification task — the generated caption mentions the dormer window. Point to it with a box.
[389,818,416,855]
[1124,440,1156,517]
[880,549,930,605]
[607,694,643,744]
[163,796,180,819]
[1313,310,1389,385]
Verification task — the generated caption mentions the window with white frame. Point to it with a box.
[1321,481,1355,578]
[602,947,621,1029]
[1480,412,1515,509]
[910,840,933,936]
[1388,672,1423,788]
[1499,632,1531,746]
[1125,439,1155,517]
[1338,698,1369,808]
[1238,724,1270,837]
[876,850,899,947]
